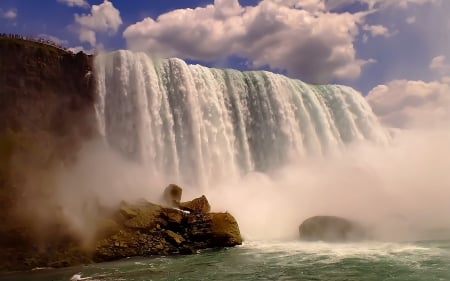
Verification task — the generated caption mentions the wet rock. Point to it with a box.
[165,230,185,245]
[163,208,184,224]
[180,195,211,214]
[207,212,243,246]
[93,186,242,262]
[299,216,367,242]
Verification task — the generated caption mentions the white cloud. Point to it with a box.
[38,34,69,46]
[429,55,450,76]
[441,76,450,84]
[123,0,371,83]
[58,0,89,8]
[68,45,90,54]
[273,0,326,12]
[327,0,439,10]
[73,0,122,47]
[0,9,17,19]
[362,24,393,38]
[406,16,416,24]
[367,79,450,129]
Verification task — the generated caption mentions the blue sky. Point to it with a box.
[1,0,449,128]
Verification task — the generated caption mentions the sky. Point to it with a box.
[1,0,449,129]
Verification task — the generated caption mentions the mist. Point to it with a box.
[51,140,166,245]
[45,127,450,245]
[204,128,450,242]
[45,48,450,244]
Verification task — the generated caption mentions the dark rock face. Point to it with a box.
[0,37,96,212]
[0,37,97,271]
[0,37,96,142]
[94,196,242,261]
[299,216,367,242]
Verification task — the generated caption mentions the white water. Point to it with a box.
[94,50,389,187]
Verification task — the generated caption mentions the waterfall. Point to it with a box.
[95,50,389,187]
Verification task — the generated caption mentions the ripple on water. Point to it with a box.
[1,240,449,281]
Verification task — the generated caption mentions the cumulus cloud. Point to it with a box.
[429,55,450,76]
[123,0,371,83]
[367,79,450,129]
[73,0,122,47]
[0,9,17,19]
[57,0,89,8]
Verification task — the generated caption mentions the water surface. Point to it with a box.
[2,240,449,281]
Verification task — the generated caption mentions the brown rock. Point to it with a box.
[165,230,185,245]
[163,184,182,207]
[121,201,162,229]
[180,195,211,214]
[208,212,242,246]
[163,208,184,224]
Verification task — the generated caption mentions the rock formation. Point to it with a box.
[95,189,242,261]
[299,216,367,242]
[0,37,242,271]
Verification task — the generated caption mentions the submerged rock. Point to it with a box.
[299,216,367,242]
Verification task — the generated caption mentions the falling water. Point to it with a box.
[94,50,389,187]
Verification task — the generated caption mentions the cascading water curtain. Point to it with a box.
[95,50,390,187]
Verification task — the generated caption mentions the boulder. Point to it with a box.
[180,195,211,214]
[299,216,367,242]
[208,212,242,246]
[163,184,182,207]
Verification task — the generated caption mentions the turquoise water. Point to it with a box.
[2,241,449,281]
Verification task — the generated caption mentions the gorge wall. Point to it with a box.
[0,36,97,270]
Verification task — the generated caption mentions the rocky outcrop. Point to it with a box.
[94,194,242,261]
[0,36,97,271]
[299,216,367,242]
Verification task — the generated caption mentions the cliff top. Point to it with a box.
[0,33,74,55]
